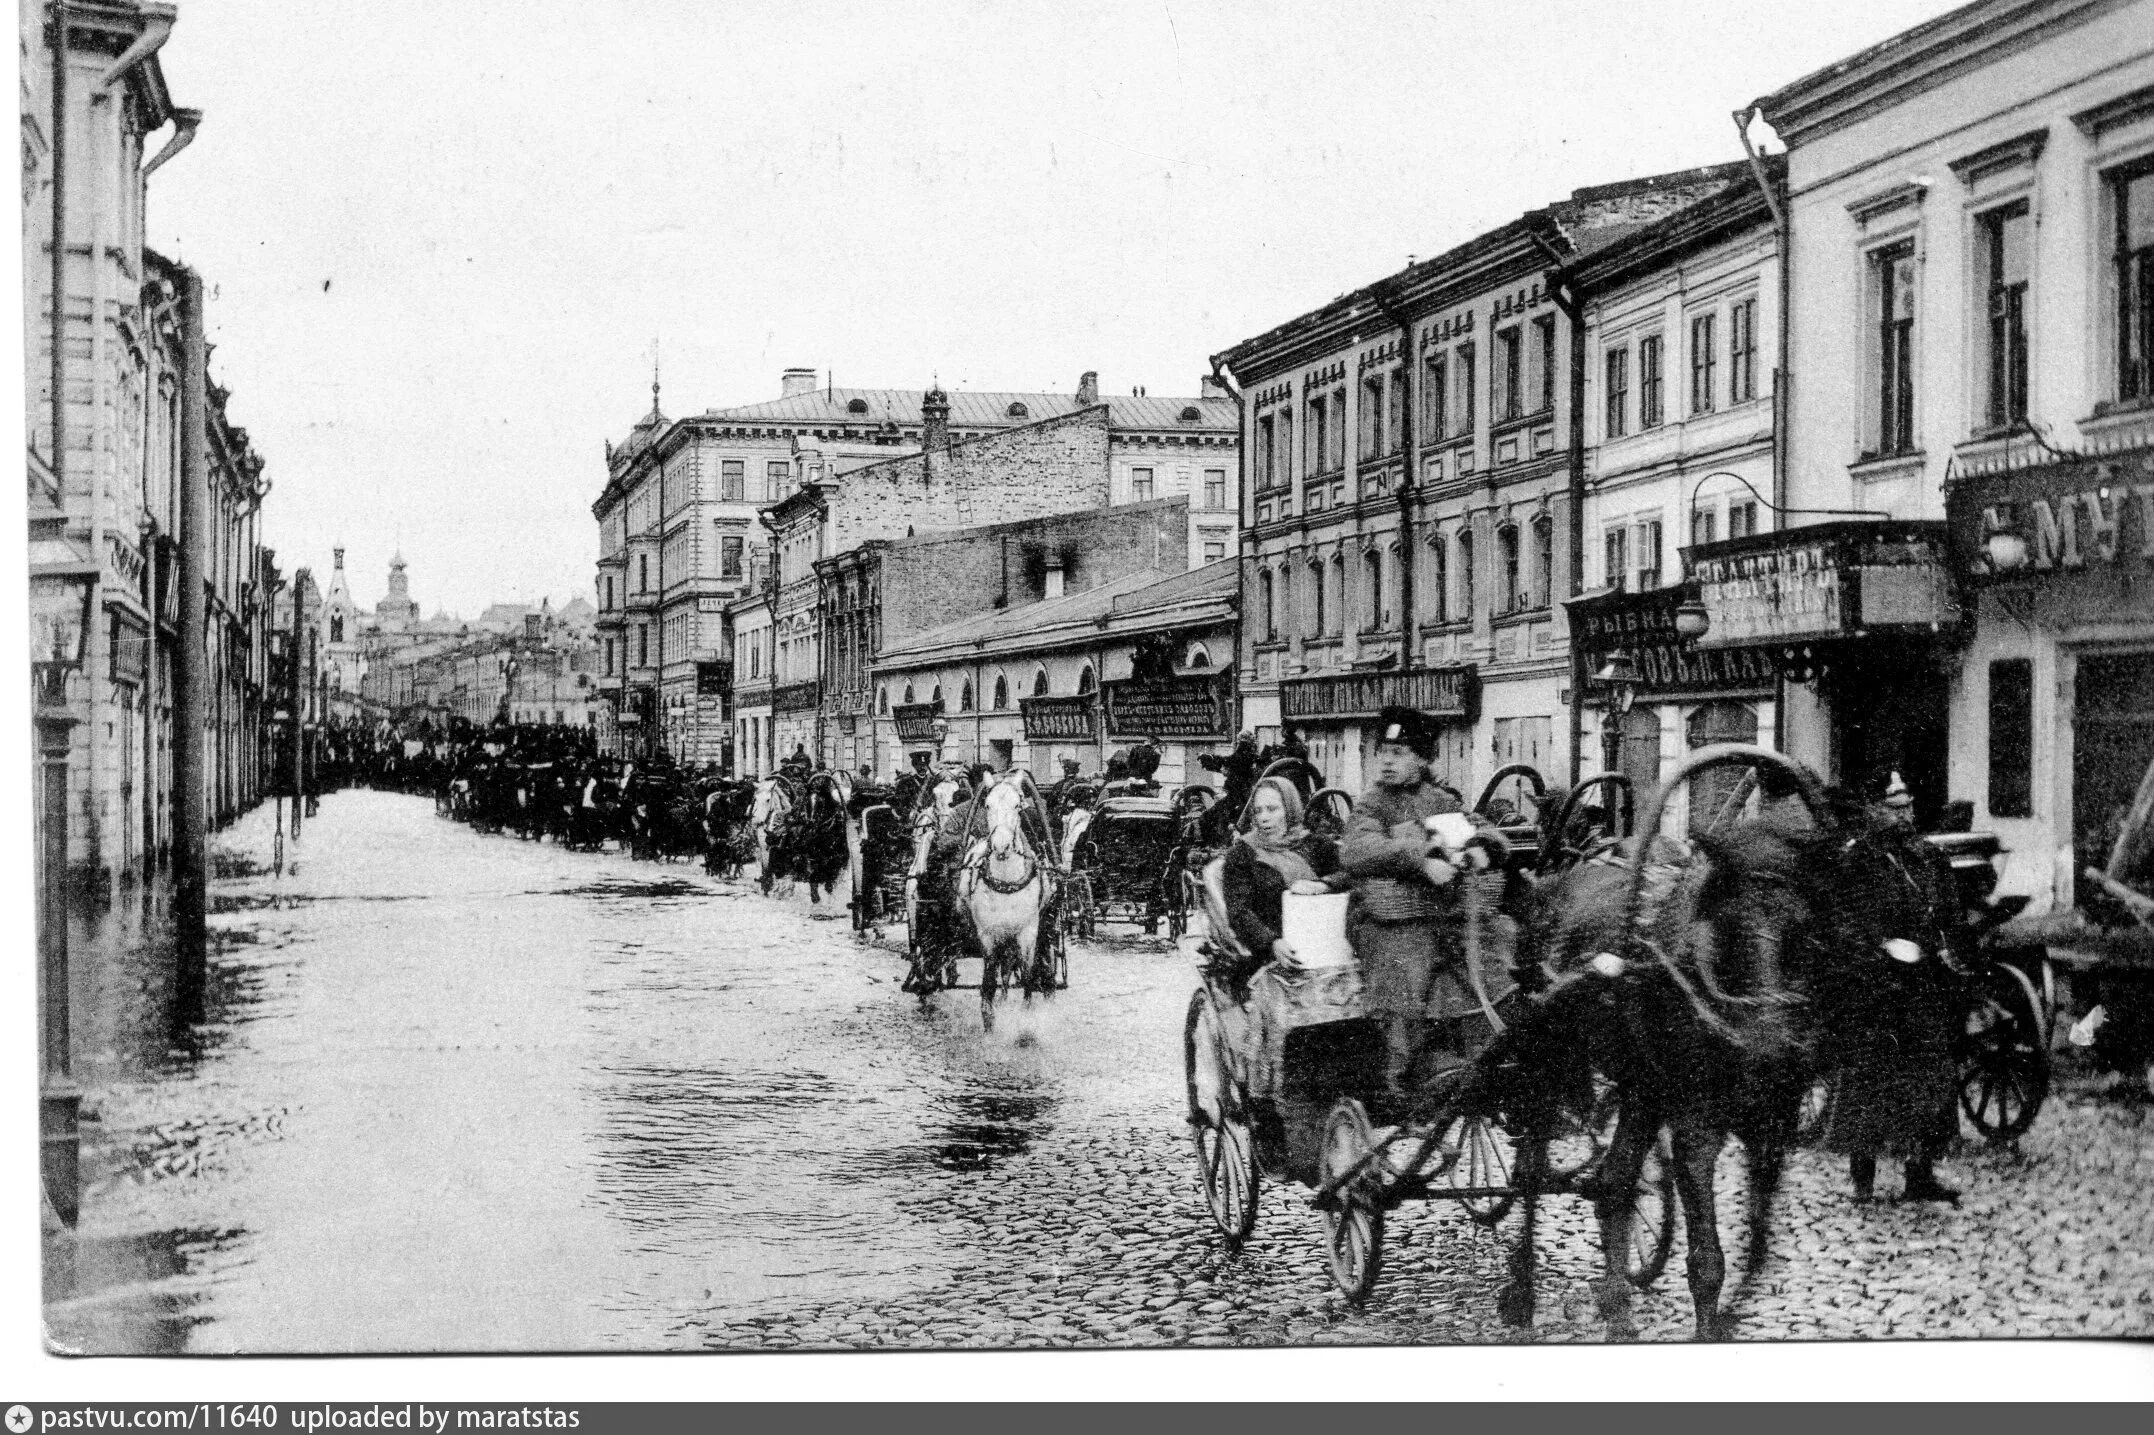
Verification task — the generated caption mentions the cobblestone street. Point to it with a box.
[42,792,2154,1353]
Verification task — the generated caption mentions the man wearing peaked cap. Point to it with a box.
[1341,706,1508,1113]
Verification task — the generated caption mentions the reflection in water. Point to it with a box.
[51,791,1182,1352]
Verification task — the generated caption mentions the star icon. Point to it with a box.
[6,1405,34,1434]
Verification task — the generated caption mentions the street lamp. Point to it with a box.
[29,528,97,1229]
[1593,648,1640,776]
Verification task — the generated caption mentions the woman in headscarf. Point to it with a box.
[1220,776,1349,979]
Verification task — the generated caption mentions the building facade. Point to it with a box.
[872,561,1239,786]
[1219,167,1749,798]
[1559,166,1785,822]
[1754,0,2154,910]
[25,2,275,885]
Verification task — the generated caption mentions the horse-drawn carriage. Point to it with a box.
[1181,756,1675,1307]
[894,767,1071,1030]
[1060,789,1183,937]
[1183,743,2060,1336]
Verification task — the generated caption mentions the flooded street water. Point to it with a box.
[46,790,1191,1354]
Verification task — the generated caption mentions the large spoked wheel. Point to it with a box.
[1959,962,2050,1142]
[1164,862,1190,940]
[1623,1130,1677,1289]
[1185,989,1259,1245]
[1317,1098,1384,1302]
[1442,1113,1516,1226]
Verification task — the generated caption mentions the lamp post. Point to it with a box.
[30,548,97,1228]
[1593,648,1640,779]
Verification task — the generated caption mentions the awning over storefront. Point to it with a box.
[1280,664,1479,725]
[1946,452,2154,625]
[1680,520,1959,651]
[1565,582,1775,699]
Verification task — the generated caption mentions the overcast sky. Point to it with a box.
[146,0,1952,618]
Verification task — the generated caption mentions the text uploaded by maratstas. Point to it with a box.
[24,1412,580,1434]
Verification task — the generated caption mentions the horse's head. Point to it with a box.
[980,778,1028,857]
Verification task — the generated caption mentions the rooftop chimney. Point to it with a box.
[1076,371,1099,406]
[781,367,818,398]
[921,383,951,454]
[1199,375,1227,401]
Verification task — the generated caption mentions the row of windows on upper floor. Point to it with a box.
[1251,316,1559,492]
[1848,156,2152,459]
[1601,296,1761,439]
[1248,517,1556,642]
[1599,500,1761,595]
[599,537,758,610]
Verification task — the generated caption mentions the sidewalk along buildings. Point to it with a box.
[822,499,1197,776]
[872,560,1239,786]
[25,2,276,887]
[1215,166,1750,797]
[592,368,1234,766]
[1556,157,1786,827]
[756,381,1235,771]
[1746,0,2154,912]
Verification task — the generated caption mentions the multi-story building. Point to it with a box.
[1746,0,2154,911]
[822,498,1199,776]
[1217,167,1748,796]
[596,368,1236,769]
[1558,162,1785,818]
[727,590,775,776]
[763,387,1235,768]
[25,2,274,885]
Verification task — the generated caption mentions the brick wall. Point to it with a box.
[880,499,1191,649]
[831,405,1114,554]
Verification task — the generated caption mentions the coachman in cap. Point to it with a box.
[1340,706,1509,1110]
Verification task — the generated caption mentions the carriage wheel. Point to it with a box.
[1317,1098,1384,1302]
[1624,1130,1677,1289]
[1184,989,1259,1244]
[1165,864,1189,941]
[1443,1114,1516,1227]
[1958,963,2049,1142]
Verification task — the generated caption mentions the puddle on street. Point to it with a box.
[52,790,1189,1352]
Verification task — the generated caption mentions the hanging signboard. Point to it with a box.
[1280,664,1478,723]
[1945,452,2154,625]
[1103,673,1228,741]
[892,701,943,744]
[695,660,732,697]
[772,679,820,713]
[1021,694,1095,742]
[1682,520,1956,650]
[1565,584,1775,698]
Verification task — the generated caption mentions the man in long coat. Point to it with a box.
[1340,706,1508,1110]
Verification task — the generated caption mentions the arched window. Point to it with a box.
[1363,547,1383,632]
[1076,665,1095,694]
[1327,553,1346,637]
[330,614,344,643]
[903,682,915,705]
[878,685,889,715]
[1532,515,1555,609]
[1185,643,1211,670]
[959,679,974,712]
[1258,569,1276,642]
[1457,530,1476,621]
[1033,667,1051,698]
[993,674,1009,710]
[1497,524,1521,615]
[930,683,942,706]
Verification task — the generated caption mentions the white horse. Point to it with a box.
[955,776,1059,1031]
[751,776,795,895]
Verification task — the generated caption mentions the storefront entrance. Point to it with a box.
[2074,650,2154,889]
[1826,645,1950,826]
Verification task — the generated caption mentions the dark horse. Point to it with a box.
[1492,746,1886,1340]
[755,772,852,903]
